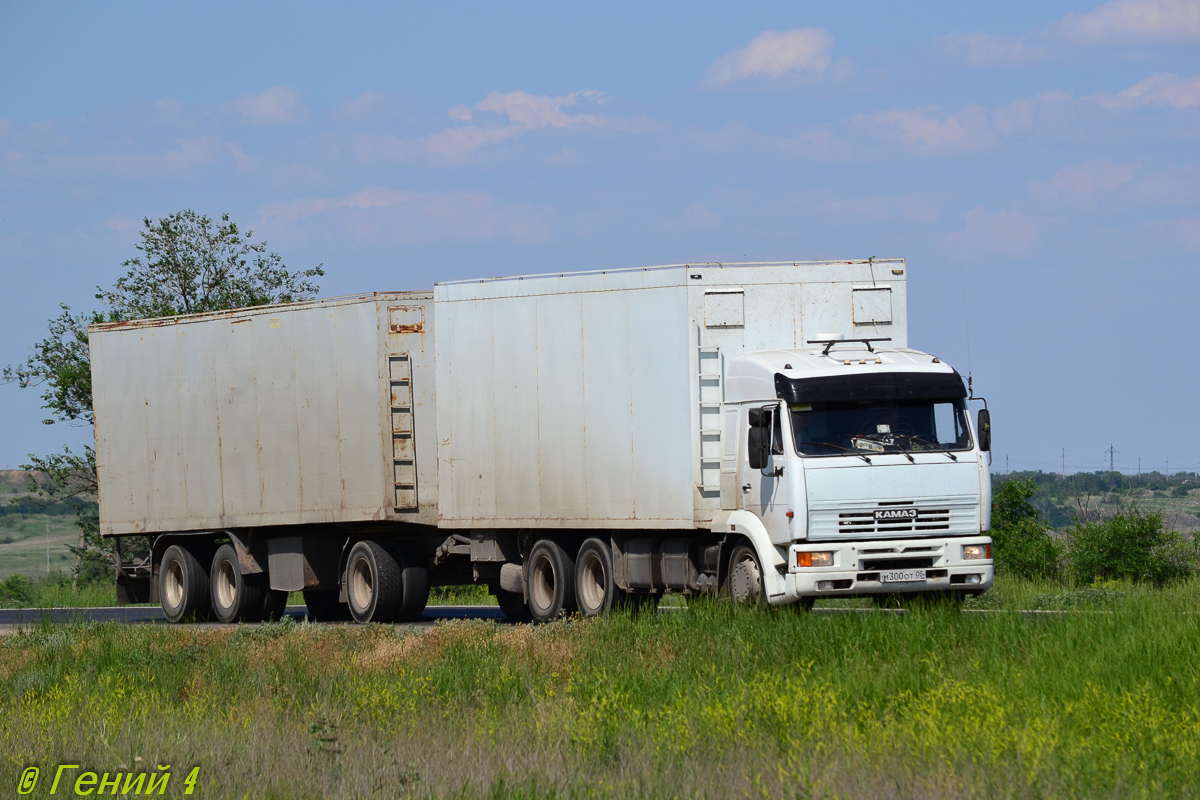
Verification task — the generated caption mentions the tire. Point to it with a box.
[728,544,766,606]
[574,537,621,618]
[261,588,289,621]
[394,544,430,623]
[345,540,405,623]
[160,544,210,623]
[303,589,351,622]
[526,539,576,622]
[210,543,267,623]
[496,589,531,621]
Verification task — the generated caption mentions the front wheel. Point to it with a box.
[727,544,766,606]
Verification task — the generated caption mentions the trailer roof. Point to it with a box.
[88,291,431,333]
[434,259,904,288]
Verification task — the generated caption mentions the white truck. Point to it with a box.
[91,259,994,623]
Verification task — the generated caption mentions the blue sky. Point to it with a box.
[2,1,1198,475]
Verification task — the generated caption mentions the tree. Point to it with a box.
[990,477,1064,582]
[3,210,323,587]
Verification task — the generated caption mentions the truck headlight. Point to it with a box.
[962,544,992,560]
[796,551,834,568]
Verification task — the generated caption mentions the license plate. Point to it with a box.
[881,569,926,583]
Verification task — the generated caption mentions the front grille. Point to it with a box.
[837,508,951,536]
[807,497,980,541]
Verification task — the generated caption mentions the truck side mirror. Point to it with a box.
[977,408,991,452]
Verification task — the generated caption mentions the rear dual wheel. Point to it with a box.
[527,539,576,622]
[575,537,625,618]
[345,540,429,623]
[210,544,288,623]
[160,544,210,623]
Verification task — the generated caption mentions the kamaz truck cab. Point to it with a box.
[715,335,994,605]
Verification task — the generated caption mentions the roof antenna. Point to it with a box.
[957,260,973,393]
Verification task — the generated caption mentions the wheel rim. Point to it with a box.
[530,554,555,613]
[349,555,374,611]
[579,552,605,613]
[731,553,761,604]
[164,560,184,609]
[215,559,237,610]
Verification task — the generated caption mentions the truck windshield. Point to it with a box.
[790,399,972,457]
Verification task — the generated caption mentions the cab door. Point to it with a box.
[744,402,792,542]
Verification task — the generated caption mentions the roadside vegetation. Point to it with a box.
[1,211,324,588]
[1,578,1198,799]
[990,475,1196,587]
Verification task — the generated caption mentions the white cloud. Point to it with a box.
[256,187,550,245]
[945,206,1044,256]
[704,28,840,88]
[1151,213,1200,250]
[334,92,389,122]
[1056,0,1200,43]
[945,0,1200,68]
[1096,72,1200,108]
[684,202,721,230]
[1030,160,1139,205]
[225,86,308,126]
[855,105,998,154]
[3,137,227,178]
[937,32,1048,65]
[426,90,635,161]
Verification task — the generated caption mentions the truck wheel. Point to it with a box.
[303,589,351,621]
[210,544,267,623]
[160,544,210,623]
[496,589,531,621]
[261,588,288,621]
[728,544,766,606]
[394,544,430,623]
[575,537,621,618]
[345,540,405,623]
[527,539,576,622]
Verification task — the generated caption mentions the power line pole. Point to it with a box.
[1138,458,1141,476]
[45,521,50,577]
[1061,448,1066,478]
[1005,455,1009,473]
[1106,444,1117,471]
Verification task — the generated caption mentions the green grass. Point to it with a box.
[1,577,1198,798]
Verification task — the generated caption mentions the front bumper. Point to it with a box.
[778,535,994,601]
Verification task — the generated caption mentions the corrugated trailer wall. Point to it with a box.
[434,261,906,529]
[92,293,437,536]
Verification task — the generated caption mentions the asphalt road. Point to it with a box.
[0,604,1086,633]
[0,604,506,633]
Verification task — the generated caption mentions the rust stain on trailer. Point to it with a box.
[390,323,424,334]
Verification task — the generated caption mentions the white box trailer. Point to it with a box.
[93,292,438,534]
[91,259,994,625]
[433,260,906,529]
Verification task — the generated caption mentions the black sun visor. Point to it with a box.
[775,371,967,405]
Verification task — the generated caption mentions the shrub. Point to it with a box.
[991,478,1063,581]
[1068,509,1192,587]
[0,573,34,606]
